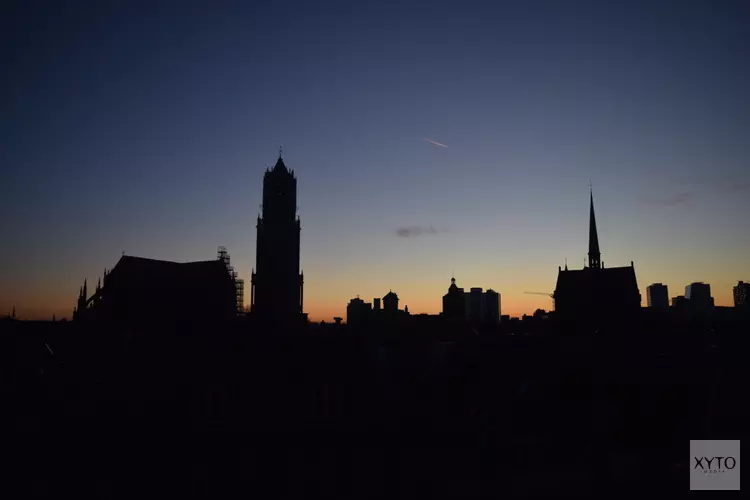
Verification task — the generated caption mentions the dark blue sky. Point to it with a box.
[2,0,749,319]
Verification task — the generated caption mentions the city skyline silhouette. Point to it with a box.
[3,2,749,496]
[11,149,746,327]
[3,1,749,323]
[3,144,748,321]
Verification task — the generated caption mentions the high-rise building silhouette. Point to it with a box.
[685,282,714,316]
[467,288,484,323]
[553,189,641,322]
[441,278,500,324]
[346,296,372,326]
[484,289,501,324]
[734,281,749,309]
[646,283,669,310]
[250,152,305,325]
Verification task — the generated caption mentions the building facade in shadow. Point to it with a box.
[553,190,641,324]
[73,254,237,327]
[250,152,305,327]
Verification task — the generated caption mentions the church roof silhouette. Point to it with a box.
[554,190,641,319]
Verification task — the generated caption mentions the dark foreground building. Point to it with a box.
[74,255,237,326]
[554,190,641,324]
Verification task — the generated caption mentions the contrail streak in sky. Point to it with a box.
[423,138,448,148]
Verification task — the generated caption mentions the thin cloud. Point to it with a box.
[396,225,440,238]
[719,180,750,193]
[423,138,448,148]
[672,177,749,195]
[640,192,698,207]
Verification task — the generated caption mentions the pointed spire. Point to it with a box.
[588,187,601,269]
[564,258,568,271]
[83,278,88,299]
[96,277,101,292]
[272,151,287,173]
[278,144,283,159]
[11,305,16,319]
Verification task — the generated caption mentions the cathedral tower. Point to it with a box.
[250,151,304,324]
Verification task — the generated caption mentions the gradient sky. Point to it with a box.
[2,0,749,321]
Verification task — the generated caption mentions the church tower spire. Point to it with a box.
[251,150,303,325]
[588,186,601,269]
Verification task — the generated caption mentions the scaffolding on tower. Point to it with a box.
[218,246,245,314]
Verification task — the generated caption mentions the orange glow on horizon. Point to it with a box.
[3,283,740,323]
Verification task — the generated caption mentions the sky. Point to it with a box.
[2,0,749,321]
